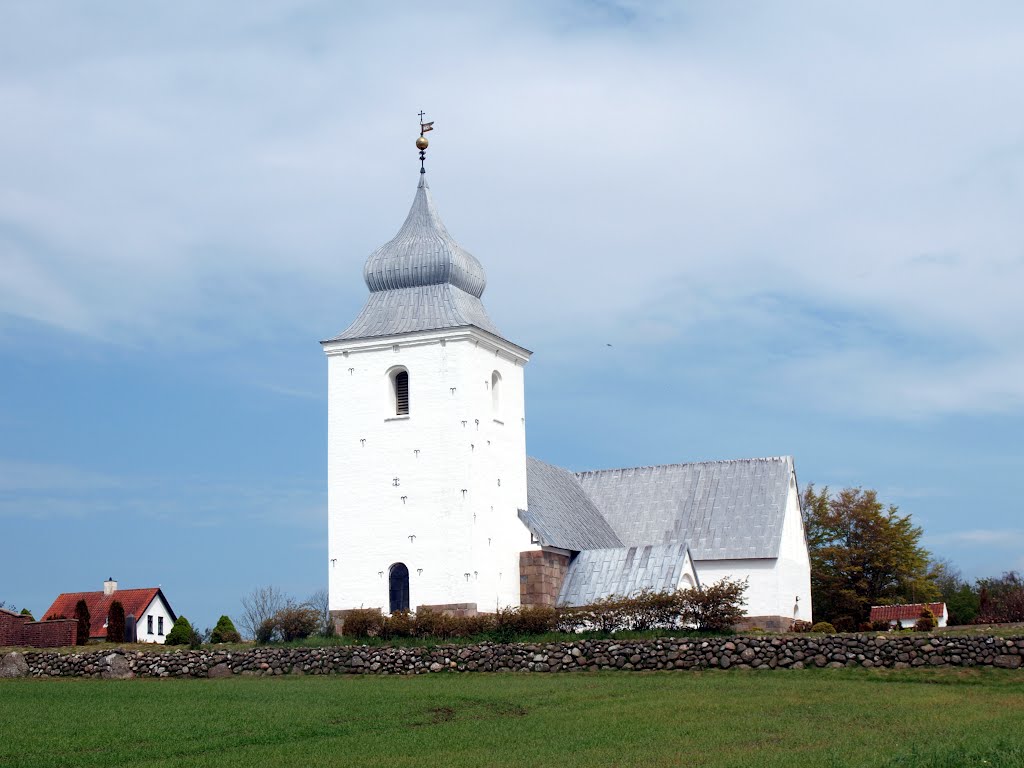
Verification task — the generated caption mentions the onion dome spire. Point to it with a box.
[325,117,501,342]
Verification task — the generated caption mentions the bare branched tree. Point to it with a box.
[307,588,331,636]
[239,585,286,640]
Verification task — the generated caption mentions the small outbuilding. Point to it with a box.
[870,602,948,629]
[43,578,177,643]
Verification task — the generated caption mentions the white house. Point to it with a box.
[324,134,812,631]
[870,602,948,629]
[43,578,177,643]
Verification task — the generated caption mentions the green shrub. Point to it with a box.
[681,578,748,632]
[628,589,683,630]
[831,616,856,633]
[915,607,937,632]
[20,608,34,621]
[210,615,242,644]
[382,610,413,639]
[105,600,125,643]
[165,616,195,645]
[274,604,320,641]
[494,605,557,639]
[255,617,277,644]
[810,621,836,633]
[342,609,384,639]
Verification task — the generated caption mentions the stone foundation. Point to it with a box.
[735,616,793,633]
[519,550,570,607]
[416,603,478,618]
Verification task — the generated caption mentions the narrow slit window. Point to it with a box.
[395,370,409,415]
[491,370,501,412]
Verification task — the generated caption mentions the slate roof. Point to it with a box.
[557,543,697,606]
[519,457,623,551]
[325,173,503,343]
[870,603,946,623]
[576,457,794,560]
[43,588,175,639]
[328,284,500,341]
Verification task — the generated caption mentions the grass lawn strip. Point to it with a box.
[1,668,1022,768]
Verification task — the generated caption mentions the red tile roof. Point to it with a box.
[870,602,946,623]
[42,588,173,639]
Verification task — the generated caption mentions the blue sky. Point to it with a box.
[2,1,1023,630]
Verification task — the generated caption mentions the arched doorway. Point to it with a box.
[389,562,410,613]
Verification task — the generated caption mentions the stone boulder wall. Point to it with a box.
[1,652,30,678]
[7,634,1022,679]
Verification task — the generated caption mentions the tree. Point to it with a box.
[307,589,334,637]
[210,615,242,644]
[930,558,979,625]
[165,616,195,645]
[802,485,937,626]
[106,600,125,643]
[975,571,1024,624]
[239,585,286,640]
[20,608,34,621]
[74,599,91,645]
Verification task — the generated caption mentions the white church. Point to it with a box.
[323,129,812,632]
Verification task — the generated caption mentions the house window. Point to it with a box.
[147,615,153,634]
[491,371,501,412]
[158,616,164,635]
[389,368,409,416]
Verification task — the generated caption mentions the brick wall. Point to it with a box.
[0,610,77,648]
[0,611,28,646]
[519,550,570,607]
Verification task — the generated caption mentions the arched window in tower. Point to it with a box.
[491,370,501,413]
[389,562,410,613]
[389,367,409,415]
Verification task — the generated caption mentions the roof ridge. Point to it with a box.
[575,455,793,476]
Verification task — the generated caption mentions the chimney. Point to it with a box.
[103,577,117,596]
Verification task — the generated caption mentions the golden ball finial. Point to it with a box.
[415,135,429,150]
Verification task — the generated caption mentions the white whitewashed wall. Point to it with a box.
[693,473,812,623]
[325,327,535,614]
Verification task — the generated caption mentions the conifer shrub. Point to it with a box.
[20,608,34,621]
[210,615,242,644]
[105,600,125,643]
[165,616,195,645]
[915,607,937,631]
[810,621,837,633]
[74,599,90,645]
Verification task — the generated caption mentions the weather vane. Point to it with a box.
[416,111,434,174]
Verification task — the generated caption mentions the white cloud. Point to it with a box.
[2,2,1023,417]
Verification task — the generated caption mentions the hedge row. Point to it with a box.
[341,578,748,640]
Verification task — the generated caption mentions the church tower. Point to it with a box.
[322,124,532,624]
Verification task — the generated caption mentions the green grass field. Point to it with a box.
[1,668,1022,768]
